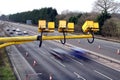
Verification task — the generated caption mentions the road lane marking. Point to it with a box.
[64,43,120,72]
[71,58,83,65]
[28,73,42,76]
[47,40,70,50]
[73,72,86,80]
[94,70,113,80]
[9,53,22,80]
[51,57,66,67]
[11,46,39,80]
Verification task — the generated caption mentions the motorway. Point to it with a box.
[7,21,120,60]
[1,21,120,80]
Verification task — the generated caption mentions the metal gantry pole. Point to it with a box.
[0,34,92,48]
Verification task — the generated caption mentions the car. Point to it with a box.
[9,31,14,34]
[6,28,10,31]
[70,47,89,61]
[15,28,22,35]
[23,31,28,34]
[16,31,22,35]
[12,28,16,31]
[16,28,21,32]
[50,48,68,61]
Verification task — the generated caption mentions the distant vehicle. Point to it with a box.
[12,28,16,31]
[6,28,10,31]
[70,47,89,60]
[16,31,22,35]
[23,31,28,34]
[50,48,68,61]
[15,28,22,35]
[9,31,13,34]
[16,28,21,32]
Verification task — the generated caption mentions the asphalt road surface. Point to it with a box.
[2,21,120,80]
[7,21,120,61]
[16,40,120,80]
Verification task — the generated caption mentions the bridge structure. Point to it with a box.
[0,20,99,48]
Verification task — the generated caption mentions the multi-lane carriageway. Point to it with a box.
[1,21,120,80]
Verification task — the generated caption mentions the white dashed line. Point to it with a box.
[51,57,66,67]
[71,58,83,65]
[73,72,86,80]
[94,70,113,80]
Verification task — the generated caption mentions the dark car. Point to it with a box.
[50,48,68,61]
[6,28,10,31]
[70,47,89,61]
[9,31,14,34]
[12,28,16,31]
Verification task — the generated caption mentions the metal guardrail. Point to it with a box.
[87,50,120,64]
[95,36,120,43]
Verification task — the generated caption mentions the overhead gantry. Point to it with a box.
[0,20,99,48]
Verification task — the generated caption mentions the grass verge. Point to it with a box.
[0,47,16,80]
[0,24,16,80]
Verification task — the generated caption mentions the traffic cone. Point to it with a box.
[33,60,37,66]
[25,74,29,80]
[49,74,52,80]
[25,52,29,57]
[98,45,101,49]
[78,40,80,44]
[117,49,120,54]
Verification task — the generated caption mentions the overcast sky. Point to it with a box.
[0,0,119,15]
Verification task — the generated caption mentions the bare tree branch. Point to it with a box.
[92,0,120,13]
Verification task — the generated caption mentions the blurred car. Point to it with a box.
[50,48,68,61]
[16,28,21,32]
[70,47,89,61]
[6,28,10,31]
[15,28,22,35]
[12,28,16,31]
[23,31,28,34]
[9,30,14,34]
[16,31,22,35]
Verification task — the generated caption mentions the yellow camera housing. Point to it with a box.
[38,20,46,32]
[93,22,99,32]
[38,20,55,32]
[67,22,74,32]
[58,20,74,32]
[48,22,55,32]
[58,20,67,32]
[82,21,99,33]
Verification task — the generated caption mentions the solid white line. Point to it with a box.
[73,72,80,78]
[51,57,66,67]
[12,46,38,79]
[28,73,42,76]
[94,70,113,80]
[73,72,86,80]
[9,53,22,80]
[71,58,83,65]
